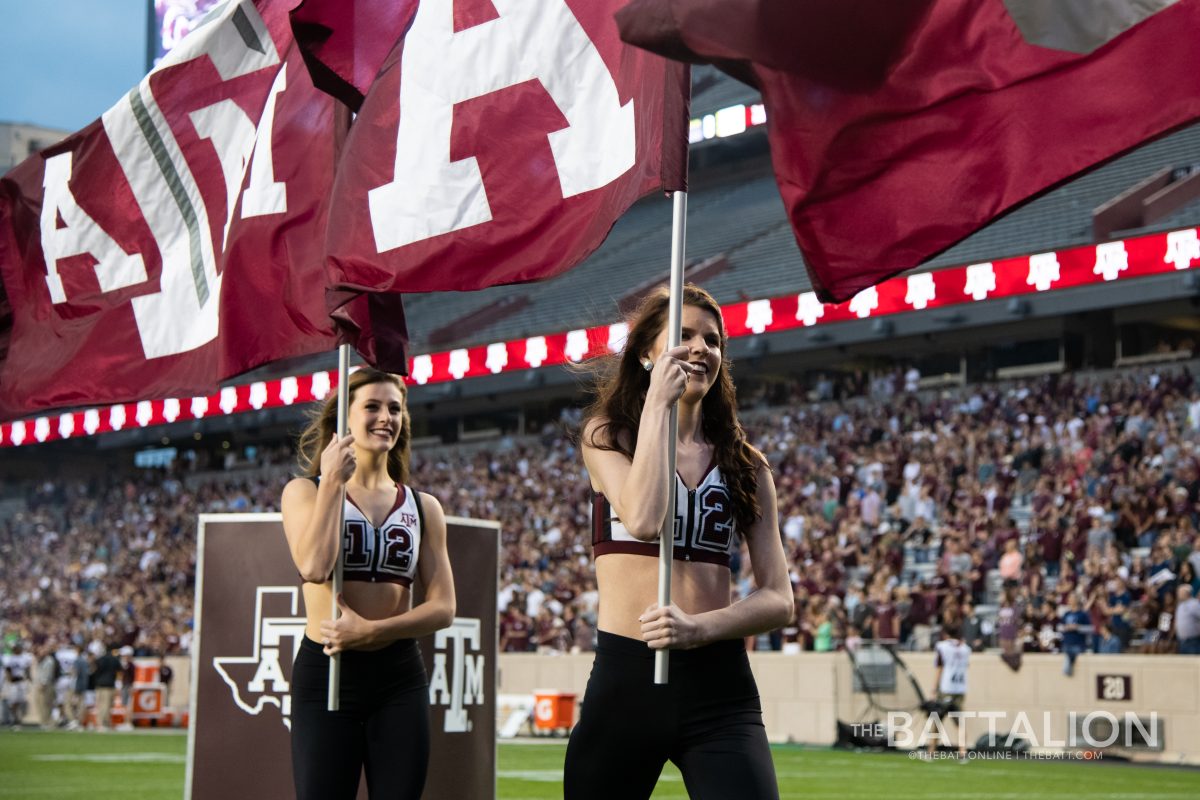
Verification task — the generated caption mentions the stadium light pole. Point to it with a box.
[656,189,687,685]
[328,343,351,710]
[144,0,156,73]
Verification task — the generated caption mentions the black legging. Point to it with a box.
[290,636,429,799]
[564,631,779,800]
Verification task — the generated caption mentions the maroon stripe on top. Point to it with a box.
[344,572,413,587]
[592,540,658,558]
[592,493,612,547]
[590,485,731,568]
[388,484,408,517]
[685,548,731,567]
[591,539,731,567]
[678,459,719,492]
[344,483,406,529]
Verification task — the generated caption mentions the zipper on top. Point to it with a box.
[684,488,696,560]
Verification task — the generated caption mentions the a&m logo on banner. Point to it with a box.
[429,617,486,733]
[212,586,307,730]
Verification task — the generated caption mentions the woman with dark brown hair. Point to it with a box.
[282,368,455,799]
[563,285,792,799]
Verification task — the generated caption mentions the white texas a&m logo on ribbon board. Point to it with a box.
[211,586,306,731]
[429,617,487,733]
[208,594,488,736]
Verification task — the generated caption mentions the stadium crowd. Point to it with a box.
[2,363,1199,723]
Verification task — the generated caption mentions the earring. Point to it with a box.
[642,358,654,372]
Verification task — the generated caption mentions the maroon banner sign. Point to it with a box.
[186,513,498,800]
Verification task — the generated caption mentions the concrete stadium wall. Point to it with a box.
[166,654,190,708]
[893,652,1200,764]
[497,651,1200,764]
[27,651,1197,764]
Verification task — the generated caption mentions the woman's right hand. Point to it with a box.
[645,345,699,408]
[320,433,356,485]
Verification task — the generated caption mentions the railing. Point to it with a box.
[1114,346,1194,368]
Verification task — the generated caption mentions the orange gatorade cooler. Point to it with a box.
[532,689,576,735]
[131,686,164,726]
[132,658,160,686]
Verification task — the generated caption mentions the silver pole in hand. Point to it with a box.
[656,190,688,685]
[328,344,351,711]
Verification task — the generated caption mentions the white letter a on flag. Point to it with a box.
[369,0,636,252]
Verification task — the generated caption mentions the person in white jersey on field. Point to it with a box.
[928,623,970,758]
[1,642,34,728]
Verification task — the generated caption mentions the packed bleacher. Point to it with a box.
[2,366,1198,682]
[748,366,1200,659]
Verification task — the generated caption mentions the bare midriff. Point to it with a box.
[595,553,730,640]
[302,580,411,650]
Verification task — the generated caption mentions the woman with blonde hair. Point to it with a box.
[282,368,455,799]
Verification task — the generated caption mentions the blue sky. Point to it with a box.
[0,0,149,131]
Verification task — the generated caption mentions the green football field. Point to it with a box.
[1,730,1198,799]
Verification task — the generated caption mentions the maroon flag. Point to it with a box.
[619,0,1200,302]
[0,0,369,418]
[290,0,417,111]
[615,0,930,91]
[292,0,689,296]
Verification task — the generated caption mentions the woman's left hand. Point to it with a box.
[639,603,706,650]
[318,594,377,655]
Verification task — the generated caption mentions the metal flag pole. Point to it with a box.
[655,189,687,685]
[328,343,351,711]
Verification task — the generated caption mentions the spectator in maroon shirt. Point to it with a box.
[905,584,932,634]
[992,489,1012,518]
[965,551,988,605]
[997,586,1023,671]
[499,607,532,652]
[1113,498,1141,549]
[872,588,899,643]
[1024,564,1045,601]
[1039,524,1064,577]
[820,550,844,586]
[532,611,571,653]
[992,522,1020,554]
[1063,525,1088,564]
[1085,585,1109,652]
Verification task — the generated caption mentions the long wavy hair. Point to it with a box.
[582,284,764,532]
[296,368,411,484]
